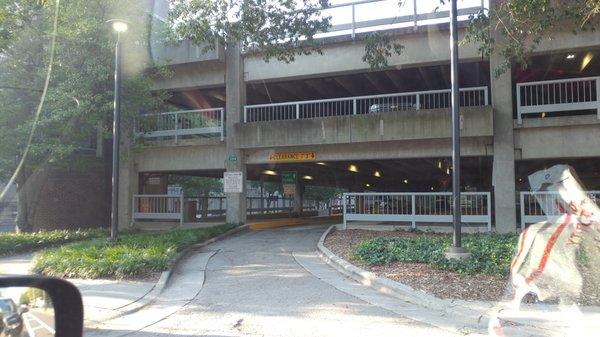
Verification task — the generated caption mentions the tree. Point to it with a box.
[464,0,600,76]
[169,176,223,218]
[362,0,600,73]
[167,0,331,62]
[0,0,169,231]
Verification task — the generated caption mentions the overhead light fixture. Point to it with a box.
[348,164,358,173]
[581,52,593,71]
[430,186,434,191]
[438,160,442,169]
[374,170,381,178]
[302,175,313,180]
[365,183,371,187]
[518,178,523,182]
[541,112,546,118]
[403,179,408,184]
[262,170,277,176]
[110,20,129,33]
[316,162,326,166]
[566,53,576,60]
[446,167,450,175]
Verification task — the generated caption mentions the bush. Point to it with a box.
[353,233,518,276]
[32,224,235,279]
[0,229,107,256]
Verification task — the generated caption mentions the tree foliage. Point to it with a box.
[0,0,169,230]
[169,176,223,196]
[464,0,600,76]
[167,0,331,62]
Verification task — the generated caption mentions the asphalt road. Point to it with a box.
[89,225,459,337]
[22,309,55,337]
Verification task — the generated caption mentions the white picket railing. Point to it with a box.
[342,192,492,230]
[516,76,600,123]
[519,191,600,229]
[135,108,224,141]
[243,86,489,122]
[132,194,184,224]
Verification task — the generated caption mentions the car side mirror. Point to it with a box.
[18,304,29,314]
[0,276,83,337]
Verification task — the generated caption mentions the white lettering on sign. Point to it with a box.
[224,171,243,193]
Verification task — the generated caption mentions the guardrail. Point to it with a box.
[323,0,485,39]
[516,76,600,123]
[342,192,492,230]
[132,194,184,224]
[135,108,224,141]
[243,86,488,122]
[519,191,600,229]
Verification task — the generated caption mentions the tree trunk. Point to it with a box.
[15,182,31,233]
[201,195,209,219]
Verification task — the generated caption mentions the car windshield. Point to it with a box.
[1,0,599,336]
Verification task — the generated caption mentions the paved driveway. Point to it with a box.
[90,225,460,337]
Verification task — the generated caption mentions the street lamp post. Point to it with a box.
[445,0,470,259]
[109,20,128,241]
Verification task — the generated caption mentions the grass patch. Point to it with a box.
[32,224,236,279]
[0,229,107,256]
[353,232,518,276]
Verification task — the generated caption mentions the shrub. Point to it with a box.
[353,233,518,276]
[0,228,107,256]
[32,224,235,279]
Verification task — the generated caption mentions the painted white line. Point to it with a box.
[26,312,56,334]
[22,313,37,337]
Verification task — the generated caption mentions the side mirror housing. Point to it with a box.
[0,276,83,337]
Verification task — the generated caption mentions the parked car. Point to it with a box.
[0,298,26,337]
[369,102,417,113]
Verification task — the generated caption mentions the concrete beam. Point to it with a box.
[236,106,493,149]
[134,142,227,172]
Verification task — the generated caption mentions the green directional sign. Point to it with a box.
[281,171,297,185]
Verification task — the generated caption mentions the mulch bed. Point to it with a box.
[324,228,509,301]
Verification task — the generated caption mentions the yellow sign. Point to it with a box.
[269,151,316,162]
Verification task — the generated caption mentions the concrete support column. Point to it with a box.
[293,180,303,217]
[490,0,517,233]
[225,41,247,225]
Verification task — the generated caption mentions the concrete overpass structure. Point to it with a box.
[119,0,600,233]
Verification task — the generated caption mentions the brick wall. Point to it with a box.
[23,158,109,231]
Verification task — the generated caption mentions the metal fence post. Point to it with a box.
[296,103,300,119]
[179,194,184,226]
[484,87,489,106]
[243,107,248,123]
[342,194,347,230]
[131,195,136,225]
[411,194,416,229]
[486,192,492,232]
[596,78,600,120]
[413,0,418,30]
[415,94,420,110]
[220,108,225,141]
[516,85,523,124]
[353,99,357,115]
[351,4,356,39]
[174,111,179,143]
[519,192,525,230]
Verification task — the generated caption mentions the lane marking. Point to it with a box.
[26,312,56,334]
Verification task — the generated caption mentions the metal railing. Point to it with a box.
[342,192,492,230]
[516,76,600,123]
[244,86,488,122]
[135,108,224,141]
[132,194,184,224]
[322,0,485,39]
[182,196,320,220]
[519,191,600,229]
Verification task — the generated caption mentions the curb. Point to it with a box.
[316,225,489,332]
[107,224,249,318]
